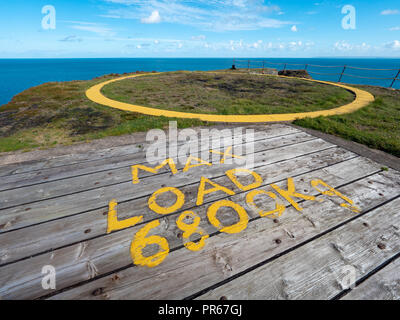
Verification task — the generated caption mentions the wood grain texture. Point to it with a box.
[0,157,392,300]
[0,147,355,266]
[0,132,314,208]
[1,124,398,301]
[45,171,399,300]
[197,196,400,300]
[0,124,295,178]
[342,258,400,300]
[0,126,299,192]
[0,138,333,233]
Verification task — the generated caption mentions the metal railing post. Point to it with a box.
[338,65,347,82]
[248,60,250,71]
[390,69,400,88]
[262,60,265,74]
[283,64,287,72]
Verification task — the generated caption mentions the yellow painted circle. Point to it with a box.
[86,72,375,123]
[207,199,249,234]
[148,187,185,215]
[130,219,169,268]
[246,189,286,219]
[176,211,209,252]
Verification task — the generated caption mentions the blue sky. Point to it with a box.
[0,0,399,58]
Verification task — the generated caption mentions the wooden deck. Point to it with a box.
[0,123,399,300]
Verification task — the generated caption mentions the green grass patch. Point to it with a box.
[1,71,397,158]
[0,72,206,153]
[294,85,400,157]
[102,71,355,115]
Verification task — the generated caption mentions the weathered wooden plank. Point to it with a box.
[0,124,296,178]
[0,130,262,190]
[0,127,299,192]
[341,257,400,300]
[0,132,314,208]
[197,196,400,300]
[0,144,140,178]
[43,171,400,301]
[0,147,356,266]
[0,138,333,233]
[0,125,277,168]
[0,157,392,299]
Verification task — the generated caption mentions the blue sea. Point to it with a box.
[0,58,399,106]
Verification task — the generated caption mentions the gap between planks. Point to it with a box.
[195,196,400,300]
[0,126,300,192]
[45,172,400,300]
[0,132,316,210]
[0,147,357,267]
[0,124,296,178]
[0,155,396,299]
[339,253,400,300]
[0,138,333,234]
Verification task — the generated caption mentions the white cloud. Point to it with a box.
[216,39,315,53]
[386,40,400,49]
[103,0,293,32]
[252,40,263,48]
[287,41,304,51]
[381,9,399,15]
[141,10,161,24]
[65,20,114,34]
[191,35,206,41]
[70,23,115,36]
[389,27,400,31]
[291,25,298,32]
[334,41,371,52]
[334,40,353,51]
[229,39,244,50]
[59,35,83,42]
[360,42,370,49]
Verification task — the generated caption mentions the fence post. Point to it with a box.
[390,69,400,88]
[338,65,347,82]
[262,60,265,74]
[283,64,287,72]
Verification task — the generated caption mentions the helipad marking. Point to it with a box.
[86,72,375,123]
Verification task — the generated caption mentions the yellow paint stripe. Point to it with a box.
[86,72,375,123]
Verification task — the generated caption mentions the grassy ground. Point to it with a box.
[0,72,207,153]
[294,85,400,158]
[0,70,353,153]
[0,70,398,158]
[102,71,354,115]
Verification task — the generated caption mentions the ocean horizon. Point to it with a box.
[1,57,399,106]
